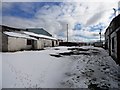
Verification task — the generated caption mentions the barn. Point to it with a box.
[0,25,58,52]
[105,14,120,65]
[23,31,58,49]
[25,28,58,47]
[2,31,37,52]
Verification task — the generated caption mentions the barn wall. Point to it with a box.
[43,39,52,47]
[2,34,8,52]
[105,29,109,50]
[37,40,42,49]
[33,40,37,49]
[8,37,27,51]
[110,31,117,59]
[41,39,45,48]
[117,29,120,64]
[26,45,32,50]
[53,40,57,46]
[53,40,58,47]
[35,39,44,49]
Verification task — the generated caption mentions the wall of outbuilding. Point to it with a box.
[53,40,58,47]
[43,39,52,47]
[7,37,31,51]
[35,39,44,49]
[110,31,117,59]
[2,33,8,52]
[105,14,120,65]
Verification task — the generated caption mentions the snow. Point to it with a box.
[4,31,37,40]
[2,47,71,88]
[2,46,120,89]
[23,31,57,40]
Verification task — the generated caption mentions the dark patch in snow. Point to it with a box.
[68,48,89,51]
[65,72,76,77]
[59,52,74,56]
[59,51,99,56]
[88,83,101,90]
[54,48,60,50]
[50,47,100,58]
[50,54,62,58]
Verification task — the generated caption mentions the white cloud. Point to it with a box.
[2,1,119,42]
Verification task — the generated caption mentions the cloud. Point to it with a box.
[86,12,104,26]
[2,1,119,42]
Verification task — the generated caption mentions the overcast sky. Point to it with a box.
[1,0,119,42]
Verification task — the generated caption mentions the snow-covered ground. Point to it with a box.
[2,46,120,89]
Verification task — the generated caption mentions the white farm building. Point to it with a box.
[0,25,58,52]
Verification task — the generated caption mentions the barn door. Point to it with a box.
[32,40,36,50]
[117,29,120,65]
[52,41,54,47]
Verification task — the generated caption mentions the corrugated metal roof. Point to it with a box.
[26,28,52,37]
[23,31,57,40]
[4,31,37,40]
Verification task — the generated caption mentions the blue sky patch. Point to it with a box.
[89,23,106,32]
[73,23,82,30]
[2,2,62,19]
[74,34,98,39]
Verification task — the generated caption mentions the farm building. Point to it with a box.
[23,31,58,48]
[26,28,58,47]
[0,25,37,52]
[0,25,58,52]
[105,14,120,65]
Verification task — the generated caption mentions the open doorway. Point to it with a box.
[52,41,54,47]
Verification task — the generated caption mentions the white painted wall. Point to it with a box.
[8,37,30,51]
[8,37,57,51]
[43,39,52,47]
[53,40,58,47]
[36,39,44,49]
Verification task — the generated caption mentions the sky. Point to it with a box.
[1,0,120,42]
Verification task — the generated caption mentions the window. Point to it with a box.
[112,37,115,51]
[27,39,32,45]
